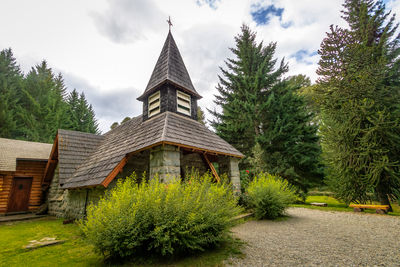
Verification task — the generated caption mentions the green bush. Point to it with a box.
[79,173,241,259]
[247,173,296,219]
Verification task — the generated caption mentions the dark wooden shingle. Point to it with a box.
[57,129,104,186]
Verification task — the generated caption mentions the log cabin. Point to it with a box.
[0,138,52,214]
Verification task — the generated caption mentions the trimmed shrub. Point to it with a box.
[79,173,241,259]
[247,173,296,219]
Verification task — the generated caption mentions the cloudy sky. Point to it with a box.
[1,0,399,133]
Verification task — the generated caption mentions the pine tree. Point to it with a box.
[258,76,323,192]
[210,24,288,160]
[15,60,65,142]
[315,0,400,209]
[65,89,80,130]
[212,25,323,191]
[0,48,22,138]
[0,52,100,141]
[66,90,99,134]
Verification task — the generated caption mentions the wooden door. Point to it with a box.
[7,177,32,212]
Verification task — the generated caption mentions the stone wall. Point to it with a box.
[47,150,241,219]
[150,145,180,182]
[47,164,67,217]
[119,151,149,181]
[47,164,106,219]
[48,152,152,219]
[218,156,241,193]
[180,152,208,179]
[63,187,105,219]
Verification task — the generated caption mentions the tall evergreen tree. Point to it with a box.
[65,89,80,130]
[0,48,22,138]
[212,25,323,191]
[315,0,400,209]
[66,89,99,134]
[257,76,323,192]
[0,51,100,141]
[210,24,287,159]
[15,60,67,142]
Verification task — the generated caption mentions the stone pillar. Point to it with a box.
[149,145,180,183]
[218,156,241,193]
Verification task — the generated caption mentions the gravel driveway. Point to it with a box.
[228,208,400,266]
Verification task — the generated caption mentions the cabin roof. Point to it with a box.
[60,112,243,189]
[0,138,52,172]
[137,31,201,101]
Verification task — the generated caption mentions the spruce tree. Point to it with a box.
[66,90,99,134]
[316,0,400,209]
[15,60,66,142]
[210,24,287,159]
[257,76,323,192]
[65,89,80,130]
[212,25,323,191]
[0,52,100,141]
[0,48,22,138]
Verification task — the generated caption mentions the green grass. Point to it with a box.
[291,195,400,216]
[0,217,243,266]
[0,218,102,266]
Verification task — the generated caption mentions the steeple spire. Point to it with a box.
[137,30,201,101]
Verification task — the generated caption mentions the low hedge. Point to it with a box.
[79,173,241,259]
[247,173,296,219]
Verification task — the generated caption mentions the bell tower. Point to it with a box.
[137,30,202,121]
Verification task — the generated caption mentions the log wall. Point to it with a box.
[0,173,12,213]
[0,160,47,214]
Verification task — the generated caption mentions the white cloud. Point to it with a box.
[91,0,166,44]
[1,0,398,133]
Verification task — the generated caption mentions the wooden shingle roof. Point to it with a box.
[57,129,104,186]
[137,31,201,101]
[61,112,243,189]
[0,138,52,172]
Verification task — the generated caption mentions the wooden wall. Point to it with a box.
[0,160,47,214]
[0,173,12,213]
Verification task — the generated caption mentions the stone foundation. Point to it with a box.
[48,165,106,219]
[47,164,66,217]
[149,145,180,182]
[64,187,105,219]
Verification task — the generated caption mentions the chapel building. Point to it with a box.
[1,30,243,219]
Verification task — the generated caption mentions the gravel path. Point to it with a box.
[228,208,400,266]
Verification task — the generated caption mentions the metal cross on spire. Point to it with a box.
[167,16,173,31]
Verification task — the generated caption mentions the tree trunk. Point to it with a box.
[376,182,393,212]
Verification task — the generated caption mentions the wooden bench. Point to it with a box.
[349,204,389,214]
[310,202,328,207]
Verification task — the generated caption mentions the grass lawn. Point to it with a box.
[292,195,400,216]
[0,217,243,267]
